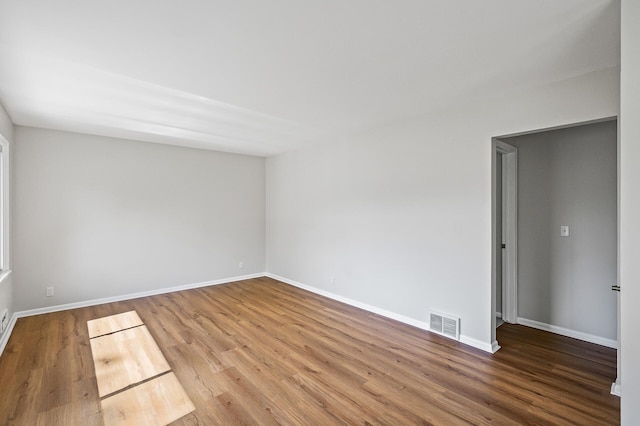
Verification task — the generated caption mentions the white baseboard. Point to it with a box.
[516,317,617,349]
[266,273,494,353]
[610,378,621,397]
[0,272,265,357]
[459,335,495,353]
[14,273,265,318]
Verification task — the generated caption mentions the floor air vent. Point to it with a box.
[429,311,460,341]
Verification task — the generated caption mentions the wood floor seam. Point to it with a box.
[88,323,145,340]
[97,369,173,400]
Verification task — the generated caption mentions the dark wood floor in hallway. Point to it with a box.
[0,277,620,425]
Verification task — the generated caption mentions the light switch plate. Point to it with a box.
[560,225,569,237]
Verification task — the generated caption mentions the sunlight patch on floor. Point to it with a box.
[88,311,194,425]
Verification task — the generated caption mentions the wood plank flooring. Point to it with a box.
[90,324,171,397]
[87,310,143,339]
[101,372,195,425]
[0,277,620,425]
[88,311,195,424]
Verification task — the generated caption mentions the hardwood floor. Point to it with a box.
[0,277,619,425]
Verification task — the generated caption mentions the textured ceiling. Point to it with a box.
[0,1,620,156]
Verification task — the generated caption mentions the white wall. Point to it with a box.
[508,121,617,341]
[0,103,13,341]
[0,104,13,143]
[266,67,619,350]
[13,127,265,311]
[620,0,640,422]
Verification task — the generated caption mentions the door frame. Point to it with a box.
[492,139,518,353]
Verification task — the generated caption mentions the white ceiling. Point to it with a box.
[0,1,620,156]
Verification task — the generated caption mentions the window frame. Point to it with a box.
[0,134,10,277]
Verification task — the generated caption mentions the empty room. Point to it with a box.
[1,0,639,424]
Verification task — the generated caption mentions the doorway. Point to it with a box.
[492,120,618,361]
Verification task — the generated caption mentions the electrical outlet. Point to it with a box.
[46,286,54,297]
[239,261,244,269]
[330,276,335,286]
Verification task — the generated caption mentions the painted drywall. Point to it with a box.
[621,0,639,421]
[0,104,13,143]
[266,67,620,350]
[507,121,617,340]
[13,127,265,311]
